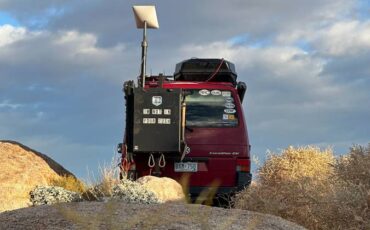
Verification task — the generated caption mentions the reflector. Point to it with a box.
[132,5,159,29]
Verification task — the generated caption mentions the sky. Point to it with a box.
[0,0,369,179]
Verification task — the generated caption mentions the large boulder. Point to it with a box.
[0,201,308,230]
[0,141,75,212]
[136,176,186,203]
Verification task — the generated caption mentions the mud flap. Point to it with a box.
[236,172,252,191]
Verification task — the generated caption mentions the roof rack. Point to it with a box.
[174,58,238,86]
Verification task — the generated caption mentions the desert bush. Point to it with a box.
[335,144,370,189]
[234,145,370,230]
[112,179,161,204]
[30,185,82,205]
[258,146,335,185]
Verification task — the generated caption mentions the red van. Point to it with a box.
[119,58,251,199]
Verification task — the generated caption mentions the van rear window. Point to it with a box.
[185,89,238,127]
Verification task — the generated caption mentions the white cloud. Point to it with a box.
[0,24,27,47]
[0,27,128,85]
[53,30,115,57]
[180,41,328,97]
[276,19,370,56]
[313,20,370,56]
[0,100,22,109]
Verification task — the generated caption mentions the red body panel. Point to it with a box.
[123,80,250,191]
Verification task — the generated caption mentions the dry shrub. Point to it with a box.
[259,146,334,185]
[335,144,370,189]
[93,163,120,196]
[234,145,370,230]
[49,175,86,194]
[82,157,121,200]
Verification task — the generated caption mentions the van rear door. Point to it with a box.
[181,89,249,187]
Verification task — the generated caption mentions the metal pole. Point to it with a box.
[140,21,148,88]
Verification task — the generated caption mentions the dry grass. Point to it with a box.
[234,144,370,230]
[49,175,87,194]
[95,161,121,196]
[80,156,121,200]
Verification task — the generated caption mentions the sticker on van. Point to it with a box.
[199,89,210,96]
[224,109,236,114]
[211,90,221,96]
[152,96,162,106]
[225,97,234,103]
[223,114,236,120]
[222,91,231,97]
[228,114,236,120]
[224,103,235,109]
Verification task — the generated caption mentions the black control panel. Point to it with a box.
[125,87,181,153]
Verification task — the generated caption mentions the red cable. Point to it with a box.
[206,58,224,82]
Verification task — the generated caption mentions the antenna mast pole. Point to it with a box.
[140,21,148,88]
[133,5,158,87]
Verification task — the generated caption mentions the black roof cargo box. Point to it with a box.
[174,58,238,85]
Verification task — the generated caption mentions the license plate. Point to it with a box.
[174,162,198,172]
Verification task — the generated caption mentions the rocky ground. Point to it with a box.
[0,201,307,230]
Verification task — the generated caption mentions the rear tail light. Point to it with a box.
[236,159,250,172]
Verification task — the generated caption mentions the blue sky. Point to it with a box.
[0,0,369,179]
[0,12,19,25]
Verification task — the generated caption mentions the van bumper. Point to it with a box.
[189,172,252,196]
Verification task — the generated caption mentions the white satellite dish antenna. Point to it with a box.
[132,5,159,87]
[133,5,159,29]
